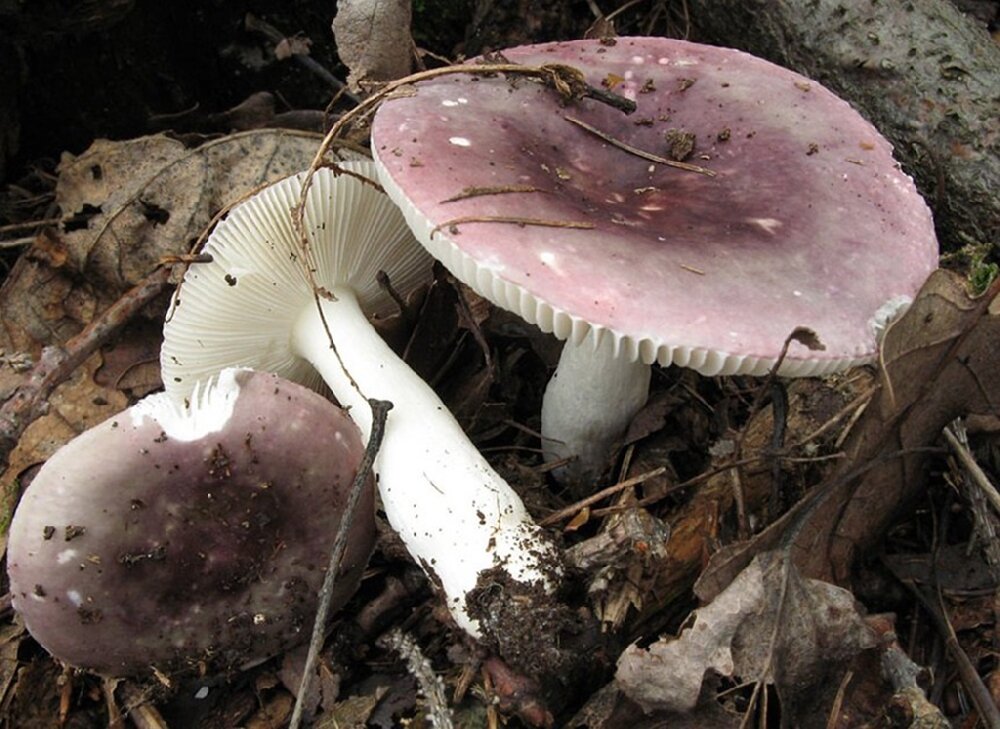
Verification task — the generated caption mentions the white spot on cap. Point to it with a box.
[658,57,669,65]
[749,217,782,235]
[631,55,645,64]
[540,251,556,265]
[793,290,803,297]
[441,99,459,107]
[66,590,82,607]
[57,549,78,565]
[449,137,471,147]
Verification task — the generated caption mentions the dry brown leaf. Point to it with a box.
[315,685,388,729]
[696,269,1000,601]
[0,257,86,355]
[0,353,128,523]
[617,551,873,715]
[274,34,312,60]
[332,0,413,91]
[568,681,744,728]
[56,129,324,293]
[0,623,25,713]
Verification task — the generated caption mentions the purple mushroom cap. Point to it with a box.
[371,37,938,375]
[7,368,375,677]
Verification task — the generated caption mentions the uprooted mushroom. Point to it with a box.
[159,159,567,652]
[370,37,938,487]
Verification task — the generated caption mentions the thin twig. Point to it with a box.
[903,579,1000,728]
[564,115,716,176]
[441,185,544,203]
[732,328,818,534]
[944,423,1000,518]
[244,13,359,103]
[289,398,393,729]
[789,385,875,450]
[0,217,63,234]
[431,215,594,238]
[540,465,668,526]
[0,236,35,250]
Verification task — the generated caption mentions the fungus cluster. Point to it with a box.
[370,37,938,484]
[7,369,374,676]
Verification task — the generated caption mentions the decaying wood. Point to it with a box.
[688,0,1000,253]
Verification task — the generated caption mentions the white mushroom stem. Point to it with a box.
[541,329,651,484]
[292,286,560,637]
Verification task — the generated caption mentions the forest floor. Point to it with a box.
[0,2,998,728]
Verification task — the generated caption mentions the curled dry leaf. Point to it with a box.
[332,0,413,90]
[616,551,874,714]
[696,269,1000,601]
[55,130,325,294]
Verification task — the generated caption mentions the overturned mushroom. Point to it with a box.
[159,159,563,640]
[370,38,938,485]
[7,368,375,677]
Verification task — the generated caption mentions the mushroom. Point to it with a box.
[6,368,375,677]
[159,159,562,639]
[369,37,938,484]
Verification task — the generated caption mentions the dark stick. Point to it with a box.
[244,13,360,106]
[289,398,393,729]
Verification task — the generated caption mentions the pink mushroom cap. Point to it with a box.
[371,38,938,376]
[7,369,375,677]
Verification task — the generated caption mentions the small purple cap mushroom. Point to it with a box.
[7,368,375,677]
[371,37,939,482]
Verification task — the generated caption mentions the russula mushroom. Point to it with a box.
[370,37,939,484]
[6,368,375,677]
[159,159,562,639]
